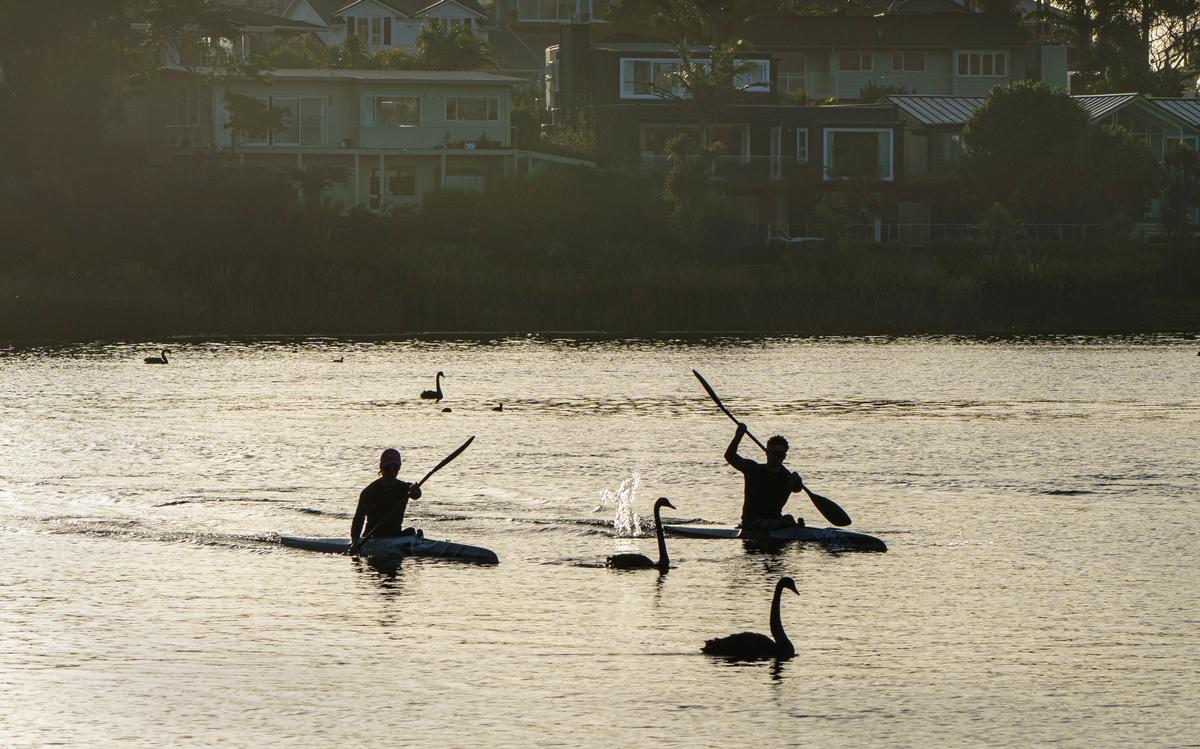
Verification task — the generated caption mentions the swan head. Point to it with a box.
[779,576,799,596]
[436,371,445,377]
[654,497,675,511]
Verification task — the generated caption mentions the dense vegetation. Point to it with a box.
[2,163,1197,342]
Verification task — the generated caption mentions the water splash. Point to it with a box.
[595,474,647,537]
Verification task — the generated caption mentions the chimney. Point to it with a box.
[558,23,592,119]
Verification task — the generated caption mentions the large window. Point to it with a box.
[956,51,1007,77]
[796,128,808,163]
[824,128,893,181]
[892,52,926,72]
[621,59,683,98]
[446,97,499,121]
[734,60,770,92]
[518,0,588,21]
[640,124,747,156]
[364,96,421,127]
[838,52,872,72]
[370,166,417,209]
[236,96,326,146]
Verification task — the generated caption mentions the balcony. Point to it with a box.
[638,154,812,184]
[778,72,835,100]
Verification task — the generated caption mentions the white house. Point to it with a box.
[156,67,521,211]
[283,0,489,52]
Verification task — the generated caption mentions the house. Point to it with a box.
[282,0,490,52]
[889,92,1200,229]
[547,25,904,235]
[152,66,522,211]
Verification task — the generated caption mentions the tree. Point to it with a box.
[961,81,1161,224]
[1161,141,1200,242]
[961,81,1090,221]
[415,21,496,71]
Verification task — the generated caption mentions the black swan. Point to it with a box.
[143,349,169,364]
[420,371,445,400]
[491,403,503,412]
[702,577,799,659]
[606,497,675,571]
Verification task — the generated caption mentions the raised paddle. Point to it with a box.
[692,369,853,527]
[348,435,475,556]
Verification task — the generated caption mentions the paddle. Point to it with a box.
[347,435,476,556]
[692,369,852,527]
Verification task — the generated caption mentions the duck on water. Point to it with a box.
[606,497,674,572]
[420,371,445,401]
[702,577,799,659]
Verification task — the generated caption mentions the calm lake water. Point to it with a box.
[1,336,1197,748]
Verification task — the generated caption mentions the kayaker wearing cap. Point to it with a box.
[351,448,423,546]
[725,422,804,534]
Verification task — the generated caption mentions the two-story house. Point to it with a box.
[153,66,521,212]
[283,0,490,52]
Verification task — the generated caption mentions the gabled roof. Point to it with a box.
[487,25,543,73]
[227,7,325,30]
[1149,98,1200,128]
[890,95,986,125]
[889,93,1174,127]
[1071,93,1141,121]
[880,0,971,14]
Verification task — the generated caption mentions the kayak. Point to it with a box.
[664,524,887,552]
[279,535,499,565]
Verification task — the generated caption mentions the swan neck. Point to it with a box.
[653,503,669,570]
[769,582,794,656]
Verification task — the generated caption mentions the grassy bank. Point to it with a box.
[2,166,1198,341]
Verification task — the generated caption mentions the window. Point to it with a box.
[236,95,326,146]
[517,0,590,20]
[369,167,418,209]
[734,60,770,92]
[364,96,421,127]
[838,52,872,72]
[446,97,498,121]
[956,51,1007,77]
[357,17,369,39]
[796,128,808,163]
[892,52,925,72]
[941,133,961,162]
[640,124,747,157]
[176,87,205,126]
[621,59,683,98]
[824,128,893,181]
[443,18,473,31]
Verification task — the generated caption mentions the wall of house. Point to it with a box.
[211,79,511,150]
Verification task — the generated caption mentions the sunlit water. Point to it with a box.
[1,336,1197,747]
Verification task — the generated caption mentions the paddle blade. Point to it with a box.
[416,435,475,487]
[805,487,852,527]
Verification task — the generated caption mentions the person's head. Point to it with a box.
[766,435,788,465]
[379,448,402,477]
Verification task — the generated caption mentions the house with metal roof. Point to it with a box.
[151,66,525,212]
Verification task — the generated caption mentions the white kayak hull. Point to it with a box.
[279,535,499,565]
[664,524,886,552]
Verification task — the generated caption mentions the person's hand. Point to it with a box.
[791,471,804,489]
[735,421,747,436]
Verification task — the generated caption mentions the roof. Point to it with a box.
[263,67,522,82]
[486,25,543,73]
[298,0,486,21]
[737,14,1025,48]
[890,95,985,125]
[1149,98,1200,128]
[1071,93,1141,121]
[889,93,1164,126]
[226,8,326,30]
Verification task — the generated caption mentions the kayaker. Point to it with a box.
[351,448,423,545]
[725,422,804,533]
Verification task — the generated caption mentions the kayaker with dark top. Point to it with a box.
[351,448,423,546]
[725,422,804,533]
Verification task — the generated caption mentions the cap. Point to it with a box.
[379,448,402,466]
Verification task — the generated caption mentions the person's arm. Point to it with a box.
[350,491,368,542]
[788,470,804,493]
[725,422,753,471]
